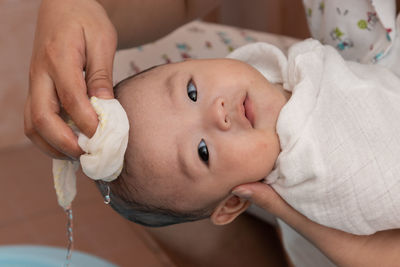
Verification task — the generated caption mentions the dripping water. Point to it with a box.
[64,208,73,267]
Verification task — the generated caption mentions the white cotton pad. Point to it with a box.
[53,97,129,209]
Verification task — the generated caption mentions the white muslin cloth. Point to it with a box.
[229,39,400,235]
[53,97,129,210]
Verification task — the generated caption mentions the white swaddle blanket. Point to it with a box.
[229,39,400,235]
[53,97,129,210]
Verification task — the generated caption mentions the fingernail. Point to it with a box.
[94,88,113,99]
[232,188,252,199]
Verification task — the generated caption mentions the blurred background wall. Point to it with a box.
[0,0,41,150]
[205,0,309,39]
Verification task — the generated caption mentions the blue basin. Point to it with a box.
[0,245,117,267]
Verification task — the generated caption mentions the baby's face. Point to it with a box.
[119,59,287,212]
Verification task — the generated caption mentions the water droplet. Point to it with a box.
[104,195,111,204]
[64,208,74,267]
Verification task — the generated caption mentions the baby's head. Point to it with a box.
[98,58,288,227]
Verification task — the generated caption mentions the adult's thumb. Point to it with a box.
[232,182,287,217]
[84,29,116,100]
[85,66,114,99]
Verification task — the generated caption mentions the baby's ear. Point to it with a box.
[210,194,251,225]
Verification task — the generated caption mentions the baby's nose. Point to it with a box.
[208,97,231,131]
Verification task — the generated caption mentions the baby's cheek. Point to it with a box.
[251,137,278,173]
[254,143,271,166]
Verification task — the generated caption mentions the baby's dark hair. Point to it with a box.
[95,66,214,227]
[96,177,212,227]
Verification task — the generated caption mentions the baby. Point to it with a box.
[99,39,400,234]
[99,54,288,227]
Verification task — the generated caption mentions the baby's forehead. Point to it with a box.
[124,134,193,204]
[118,65,163,88]
[119,58,246,91]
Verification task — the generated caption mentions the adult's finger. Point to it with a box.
[24,95,68,159]
[52,63,99,139]
[84,20,117,99]
[30,72,83,159]
[232,182,292,219]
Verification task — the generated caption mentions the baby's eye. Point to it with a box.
[187,79,197,102]
[198,139,209,163]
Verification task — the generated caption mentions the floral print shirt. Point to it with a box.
[303,0,397,63]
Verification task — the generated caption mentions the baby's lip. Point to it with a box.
[243,93,255,128]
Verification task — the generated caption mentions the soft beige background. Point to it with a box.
[0,0,40,150]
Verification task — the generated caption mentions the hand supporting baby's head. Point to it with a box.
[97,59,287,227]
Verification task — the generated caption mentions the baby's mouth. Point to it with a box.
[243,93,255,128]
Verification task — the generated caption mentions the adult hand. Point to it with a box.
[232,182,400,267]
[232,182,295,221]
[25,0,117,160]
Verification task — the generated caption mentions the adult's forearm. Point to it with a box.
[282,210,400,267]
[96,0,220,49]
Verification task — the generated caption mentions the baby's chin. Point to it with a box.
[252,85,288,130]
